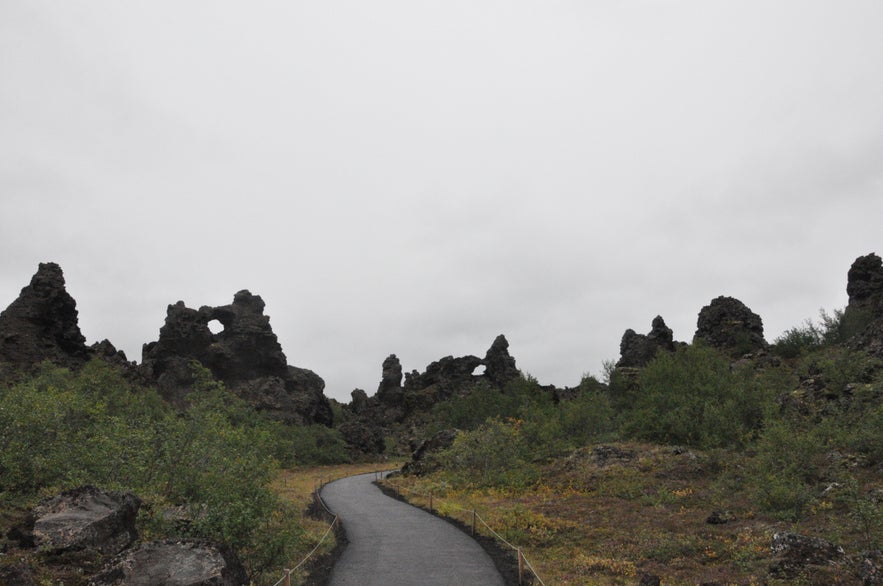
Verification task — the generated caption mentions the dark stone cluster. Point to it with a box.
[140,290,332,425]
[0,263,331,426]
[338,335,521,456]
[694,295,768,355]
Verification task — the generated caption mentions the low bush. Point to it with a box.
[616,344,772,449]
[0,359,332,581]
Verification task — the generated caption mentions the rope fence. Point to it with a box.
[270,469,545,586]
[269,469,393,586]
[383,475,546,586]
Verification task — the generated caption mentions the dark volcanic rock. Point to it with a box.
[91,539,247,586]
[339,419,386,455]
[483,334,519,386]
[350,388,369,414]
[706,510,736,525]
[376,354,404,406]
[141,291,331,425]
[0,562,36,586]
[846,253,883,358]
[343,335,524,455]
[0,263,91,370]
[694,296,768,355]
[402,429,459,476]
[861,550,883,586]
[90,339,131,367]
[616,315,676,368]
[404,354,484,392]
[30,486,140,556]
[769,532,846,578]
[847,253,883,312]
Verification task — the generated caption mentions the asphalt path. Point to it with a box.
[321,472,506,586]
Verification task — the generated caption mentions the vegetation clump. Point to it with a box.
[388,306,882,584]
[0,359,351,584]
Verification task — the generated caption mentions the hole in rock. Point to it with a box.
[472,365,487,376]
[207,320,224,335]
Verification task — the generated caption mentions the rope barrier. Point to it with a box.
[270,469,396,585]
[384,475,546,585]
[271,469,545,585]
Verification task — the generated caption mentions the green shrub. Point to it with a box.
[439,417,537,486]
[618,345,771,449]
[283,424,350,465]
[0,359,309,580]
[773,319,825,358]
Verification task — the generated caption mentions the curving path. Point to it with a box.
[321,472,505,586]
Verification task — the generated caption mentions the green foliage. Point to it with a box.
[773,319,825,358]
[430,376,544,431]
[746,351,882,521]
[439,417,538,487]
[283,424,350,465]
[0,359,325,580]
[827,306,875,343]
[745,420,822,519]
[773,307,876,358]
[520,387,617,460]
[617,345,771,449]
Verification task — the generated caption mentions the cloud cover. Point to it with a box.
[2,1,882,400]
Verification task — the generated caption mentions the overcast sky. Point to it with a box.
[2,1,882,402]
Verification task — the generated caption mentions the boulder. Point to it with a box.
[0,263,91,370]
[706,510,736,525]
[483,334,519,386]
[403,354,484,392]
[616,315,676,368]
[402,429,459,476]
[847,253,883,313]
[141,291,331,425]
[694,296,768,355]
[769,532,846,578]
[861,550,882,586]
[339,419,386,455]
[376,354,404,406]
[90,339,132,368]
[30,486,140,556]
[846,253,883,357]
[0,562,36,586]
[350,388,369,415]
[90,539,247,586]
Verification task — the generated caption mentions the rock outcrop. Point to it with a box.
[376,354,404,406]
[846,253,883,358]
[0,263,91,370]
[338,419,386,455]
[847,253,883,312]
[402,429,459,476]
[403,354,484,393]
[694,296,768,355]
[28,486,140,556]
[141,290,331,425]
[616,315,676,368]
[769,532,846,579]
[385,335,519,414]
[350,388,370,415]
[340,335,521,455]
[483,334,520,386]
[91,539,248,586]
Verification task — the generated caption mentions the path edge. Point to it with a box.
[373,479,525,586]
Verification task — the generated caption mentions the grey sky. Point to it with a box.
[2,1,882,401]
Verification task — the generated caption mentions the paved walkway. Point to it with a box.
[320,472,505,586]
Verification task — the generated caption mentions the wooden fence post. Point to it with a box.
[517,548,524,585]
[429,492,433,512]
[471,510,476,535]
[284,569,292,586]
